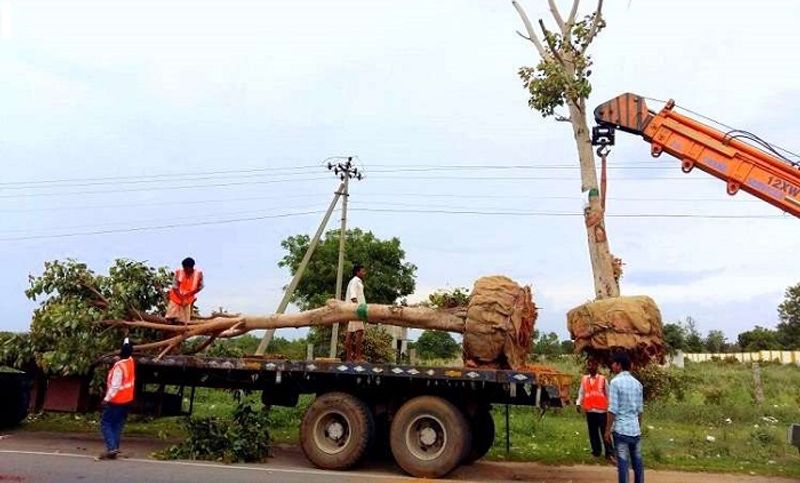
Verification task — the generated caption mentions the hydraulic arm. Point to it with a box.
[593,93,800,218]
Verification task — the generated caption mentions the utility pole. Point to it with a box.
[329,157,362,359]
[254,180,346,356]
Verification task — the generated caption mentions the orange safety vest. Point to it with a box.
[169,268,202,306]
[106,358,135,404]
[580,374,608,411]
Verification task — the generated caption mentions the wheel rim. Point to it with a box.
[313,410,352,455]
[405,414,447,461]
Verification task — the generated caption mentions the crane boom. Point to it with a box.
[593,93,800,218]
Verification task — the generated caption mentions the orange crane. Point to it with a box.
[592,93,800,218]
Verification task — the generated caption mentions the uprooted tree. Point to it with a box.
[512,0,621,299]
[3,259,539,372]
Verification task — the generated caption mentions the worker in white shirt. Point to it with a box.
[344,264,367,361]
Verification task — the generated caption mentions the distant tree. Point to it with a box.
[560,339,575,354]
[533,331,562,357]
[683,317,704,353]
[704,330,727,353]
[415,330,460,360]
[279,228,417,311]
[662,322,686,355]
[737,326,781,351]
[280,228,417,357]
[777,282,800,349]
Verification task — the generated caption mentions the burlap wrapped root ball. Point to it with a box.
[462,276,537,370]
[567,295,666,367]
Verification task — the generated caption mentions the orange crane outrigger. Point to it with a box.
[593,93,800,218]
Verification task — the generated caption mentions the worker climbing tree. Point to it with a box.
[512,0,621,299]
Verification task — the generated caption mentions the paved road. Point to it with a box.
[0,450,418,483]
[1,431,796,483]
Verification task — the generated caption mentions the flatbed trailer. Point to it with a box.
[130,354,567,478]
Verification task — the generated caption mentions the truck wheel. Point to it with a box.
[300,392,374,470]
[390,396,471,478]
[464,408,495,464]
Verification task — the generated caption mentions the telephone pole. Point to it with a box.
[329,157,362,358]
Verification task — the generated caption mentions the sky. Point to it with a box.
[1,0,800,344]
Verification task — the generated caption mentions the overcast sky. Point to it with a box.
[2,0,799,344]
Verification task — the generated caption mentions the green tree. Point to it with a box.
[662,322,686,355]
[8,259,171,377]
[280,228,416,358]
[416,330,460,360]
[532,331,562,357]
[777,282,800,349]
[704,329,727,353]
[683,317,704,353]
[737,326,781,351]
[560,339,575,354]
[279,228,417,310]
[513,0,618,299]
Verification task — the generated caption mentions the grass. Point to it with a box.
[20,360,800,478]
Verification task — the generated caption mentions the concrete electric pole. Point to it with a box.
[254,157,361,357]
[328,156,362,358]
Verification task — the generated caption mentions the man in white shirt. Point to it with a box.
[344,264,366,361]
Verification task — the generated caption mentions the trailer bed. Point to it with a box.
[133,355,566,408]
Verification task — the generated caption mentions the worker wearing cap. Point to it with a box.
[166,257,204,324]
[98,338,135,460]
[576,358,613,461]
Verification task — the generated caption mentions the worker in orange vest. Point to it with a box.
[576,358,613,461]
[166,257,204,324]
[97,338,135,460]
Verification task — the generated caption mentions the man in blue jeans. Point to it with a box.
[604,352,644,483]
[97,338,136,460]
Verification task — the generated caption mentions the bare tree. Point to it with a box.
[512,0,621,298]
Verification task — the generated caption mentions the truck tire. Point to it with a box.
[464,408,495,464]
[390,396,471,478]
[300,392,374,470]
[0,373,31,428]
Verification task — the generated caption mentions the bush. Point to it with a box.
[364,325,394,363]
[634,365,689,402]
[308,324,395,362]
[158,391,270,463]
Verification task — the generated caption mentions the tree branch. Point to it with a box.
[512,1,548,58]
[187,333,220,355]
[547,0,566,35]
[581,0,604,53]
[538,19,566,66]
[566,0,581,27]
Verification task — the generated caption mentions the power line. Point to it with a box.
[0,163,673,189]
[0,169,326,191]
[0,204,329,235]
[0,192,331,213]
[351,207,787,219]
[0,210,328,242]
[367,175,714,181]
[0,176,332,199]
[363,165,670,173]
[0,205,788,242]
[0,164,321,187]
[0,191,761,214]
[358,192,760,203]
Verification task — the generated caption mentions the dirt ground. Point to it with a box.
[0,430,795,482]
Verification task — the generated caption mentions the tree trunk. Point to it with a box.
[106,299,467,354]
[568,101,620,299]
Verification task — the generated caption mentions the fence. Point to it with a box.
[675,350,800,366]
